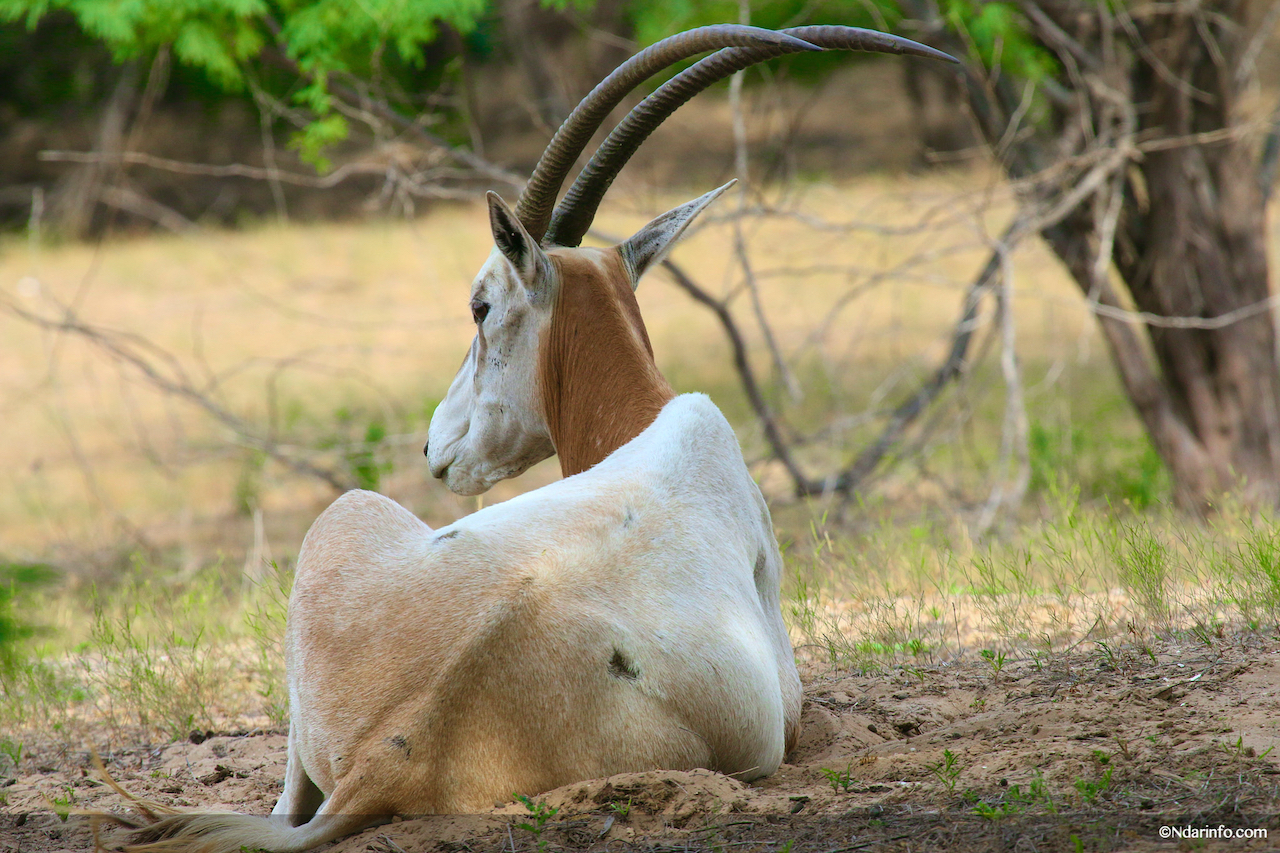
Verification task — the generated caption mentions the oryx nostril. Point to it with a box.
[423,440,429,458]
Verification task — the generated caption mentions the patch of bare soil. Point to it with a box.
[5,635,1279,853]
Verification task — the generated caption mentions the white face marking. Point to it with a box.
[426,249,556,496]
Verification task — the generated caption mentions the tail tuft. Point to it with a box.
[85,750,288,853]
[84,748,379,853]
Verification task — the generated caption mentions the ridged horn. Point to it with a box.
[545,26,958,248]
[512,25,822,244]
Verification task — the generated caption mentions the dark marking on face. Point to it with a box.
[622,507,636,528]
[385,734,410,758]
[754,549,767,583]
[609,648,640,681]
[504,307,526,337]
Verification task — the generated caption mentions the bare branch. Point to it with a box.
[1261,98,1280,205]
[1235,0,1280,89]
[1016,0,1099,73]
[0,289,356,493]
[655,255,818,495]
[608,136,1163,509]
[621,212,1011,502]
[729,53,800,401]
[253,44,527,192]
[41,150,429,189]
[974,232,1030,535]
[834,220,1014,496]
[248,79,290,221]
[98,186,195,233]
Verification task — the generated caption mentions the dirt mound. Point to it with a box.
[5,635,1279,852]
[539,769,750,824]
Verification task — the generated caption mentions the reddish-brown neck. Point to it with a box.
[538,249,676,477]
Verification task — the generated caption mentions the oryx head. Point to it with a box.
[422,24,954,495]
[425,185,732,496]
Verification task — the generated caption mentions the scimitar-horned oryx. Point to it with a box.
[106,24,954,853]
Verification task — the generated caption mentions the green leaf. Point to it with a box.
[937,0,1056,81]
[0,0,491,164]
[290,112,349,172]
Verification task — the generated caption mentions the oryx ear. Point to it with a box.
[487,191,551,288]
[619,180,735,290]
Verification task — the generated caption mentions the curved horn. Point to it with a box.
[512,25,821,243]
[545,27,958,248]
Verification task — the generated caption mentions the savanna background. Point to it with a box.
[2,1,1280,851]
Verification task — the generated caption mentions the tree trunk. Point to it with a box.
[1101,2,1279,507]
[901,60,978,165]
[909,0,1280,510]
[48,62,139,237]
[499,0,573,132]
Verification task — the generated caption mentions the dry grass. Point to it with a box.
[1,166,1097,561]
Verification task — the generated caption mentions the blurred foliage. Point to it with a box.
[0,0,1060,165]
[934,0,1055,82]
[627,0,905,81]
[0,0,489,166]
[0,0,486,83]
[318,406,394,492]
[1028,418,1168,510]
[0,561,56,678]
[627,0,1054,85]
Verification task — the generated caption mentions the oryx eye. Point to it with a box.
[470,300,490,325]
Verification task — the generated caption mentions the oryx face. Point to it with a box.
[426,194,557,496]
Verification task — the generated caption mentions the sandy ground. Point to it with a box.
[4,634,1279,853]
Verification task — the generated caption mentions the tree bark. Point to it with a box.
[1115,3,1280,506]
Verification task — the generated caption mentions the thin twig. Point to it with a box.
[0,290,355,493]
[657,256,816,495]
[728,27,799,401]
[41,149,434,190]
[820,834,913,853]
[98,186,194,233]
[835,222,1016,496]
[975,232,1030,535]
[1259,98,1280,205]
[1235,0,1280,90]
[249,79,290,221]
